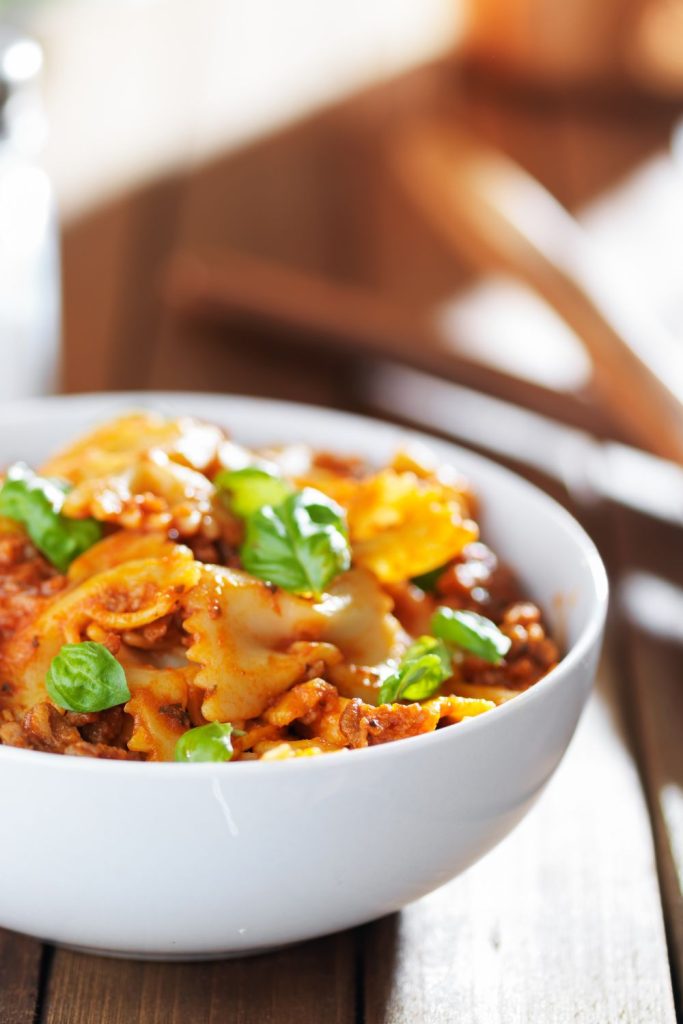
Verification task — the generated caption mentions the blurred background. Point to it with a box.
[1,0,682,430]
[1,0,683,1007]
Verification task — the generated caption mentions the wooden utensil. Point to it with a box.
[164,249,683,528]
[162,248,622,437]
[389,118,683,464]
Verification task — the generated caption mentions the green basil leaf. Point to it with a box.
[0,463,102,573]
[46,642,131,713]
[174,721,241,763]
[378,635,452,704]
[411,564,447,592]
[214,467,292,519]
[431,607,511,664]
[240,487,350,596]
[401,635,453,676]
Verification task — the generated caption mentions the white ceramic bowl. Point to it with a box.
[0,393,607,959]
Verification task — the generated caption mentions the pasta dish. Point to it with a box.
[0,412,559,762]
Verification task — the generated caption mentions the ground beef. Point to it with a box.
[435,542,522,621]
[460,601,559,690]
[0,534,67,644]
[0,702,139,759]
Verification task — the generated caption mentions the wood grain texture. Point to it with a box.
[363,660,677,1024]
[629,636,683,1011]
[107,174,186,392]
[0,930,43,1024]
[43,931,355,1024]
[614,510,683,1011]
[61,198,139,394]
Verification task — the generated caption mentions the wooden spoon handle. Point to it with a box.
[389,119,683,463]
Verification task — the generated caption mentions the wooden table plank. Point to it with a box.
[0,930,44,1024]
[615,511,683,1012]
[363,658,677,1024]
[629,635,683,1013]
[43,930,355,1024]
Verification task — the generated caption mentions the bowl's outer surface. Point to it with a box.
[0,393,607,958]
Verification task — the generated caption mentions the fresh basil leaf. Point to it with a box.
[0,463,102,573]
[378,635,452,704]
[214,467,291,519]
[240,487,350,596]
[401,634,453,676]
[174,721,241,763]
[431,607,511,664]
[411,564,447,592]
[46,641,130,713]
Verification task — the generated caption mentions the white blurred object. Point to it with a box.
[620,571,683,644]
[32,0,460,219]
[0,26,59,400]
[435,276,592,392]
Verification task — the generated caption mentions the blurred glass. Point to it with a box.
[0,24,59,401]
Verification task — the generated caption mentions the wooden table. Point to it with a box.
[3,58,683,1024]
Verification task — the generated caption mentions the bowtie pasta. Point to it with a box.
[0,412,559,762]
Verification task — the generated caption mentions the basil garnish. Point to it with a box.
[378,636,452,705]
[431,607,511,664]
[46,642,130,713]
[174,721,240,763]
[411,564,447,592]
[240,487,350,596]
[214,467,291,519]
[0,463,102,572]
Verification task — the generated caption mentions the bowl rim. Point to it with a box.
[0,391,609,777]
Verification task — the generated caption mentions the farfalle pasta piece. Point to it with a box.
[0,548,200,712]
[263,678,340,728]
[262,678,349,749]
[297,466,477,584]
[349,471,478,584]
[65,549,200,634]
[40,412,223,483]
[68,531,180,583]
[292,466,362,510]
[321,568,409,702]
[233,721,284,756]
[322,568,408,667]
[448,681,519,705]
[423,693,496,721]
[257,738,344,760]
[182,565,342,723]
[390,445,476,511]
[125,665,200,761]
